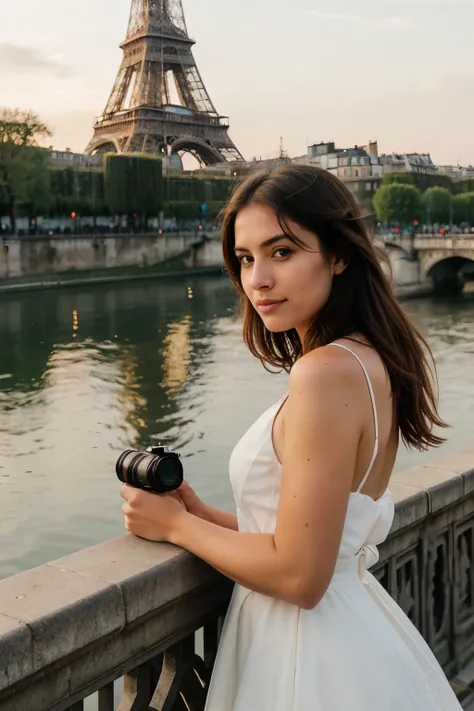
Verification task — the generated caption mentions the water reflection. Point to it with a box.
[0,278,473,579]
[397,293,474,472]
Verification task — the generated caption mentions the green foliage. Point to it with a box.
[0,109,52,228]
[381,172,454,193]
[381,174,414,186]
[421,187,452,224]
[205,201,226,219]
[0,108,51,147]
[373,183,422,226]
[411,173,453,193]
[1,144,51,218]
[452,193,474,224]
[49,168,106,217]
[104,154,163,216]
[455,179,474,194]
[17,147,51,216]
[164,200,201,220]
[165,175,236,204]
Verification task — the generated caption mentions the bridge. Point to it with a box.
[376,234,474,294]
[1,448,474,710]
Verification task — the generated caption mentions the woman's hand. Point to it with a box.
[120,484,187,543]
[176,481,206,518]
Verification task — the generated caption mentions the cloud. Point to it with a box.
[0,43,72,78]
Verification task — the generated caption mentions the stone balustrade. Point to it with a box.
[1,446,474,711]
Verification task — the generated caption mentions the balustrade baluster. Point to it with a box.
[118,661,154,711]
[98,682,115,711]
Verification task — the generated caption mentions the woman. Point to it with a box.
[120,165,462,710]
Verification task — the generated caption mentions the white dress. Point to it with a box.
[204,343,462,711]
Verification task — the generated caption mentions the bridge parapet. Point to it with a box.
[414,236,474,251]
[1,448,474,710]
[376,235,474,289]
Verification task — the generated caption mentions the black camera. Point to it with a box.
[116,445,183,493]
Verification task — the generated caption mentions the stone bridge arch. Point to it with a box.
[420,251,474,293]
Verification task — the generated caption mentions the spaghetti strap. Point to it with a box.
[328,343,379,493]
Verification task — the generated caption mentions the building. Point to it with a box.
[291,140,382,202]
[436,165,474,181]
[379,152,437,175]
[49,149,103,170]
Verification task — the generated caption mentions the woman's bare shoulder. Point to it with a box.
[289,343,367,394]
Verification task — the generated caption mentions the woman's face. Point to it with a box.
[234,203,343,340]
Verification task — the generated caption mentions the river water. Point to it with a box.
[0,276,473,580]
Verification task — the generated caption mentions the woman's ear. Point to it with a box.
[333,257,348,276]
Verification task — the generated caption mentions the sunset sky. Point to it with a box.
[1,0,473,165]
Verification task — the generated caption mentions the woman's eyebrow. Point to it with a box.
[234,234,290,253]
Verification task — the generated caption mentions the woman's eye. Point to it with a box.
[239,255,253,265]
[274,248,291,258]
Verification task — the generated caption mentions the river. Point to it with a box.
[0,276,473,580]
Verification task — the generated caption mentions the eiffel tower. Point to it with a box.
[85,0,244,166]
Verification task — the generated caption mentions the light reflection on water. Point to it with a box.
[0,277,473,579]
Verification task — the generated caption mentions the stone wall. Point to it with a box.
[0,446,474,710]
[387,251,420,285]
[184,235,224,269]
[0,232,204,280]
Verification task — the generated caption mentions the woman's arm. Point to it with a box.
[195,503,239,531]
[177,481,238,530]
[169,349,363,608]
[122,347,365,609]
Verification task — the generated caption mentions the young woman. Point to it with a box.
[120,165,462,710]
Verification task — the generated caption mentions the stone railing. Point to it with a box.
[1,446,474,711]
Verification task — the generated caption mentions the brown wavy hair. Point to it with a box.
[221,164,447,450]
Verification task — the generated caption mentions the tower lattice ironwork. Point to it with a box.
[85,0,244,165]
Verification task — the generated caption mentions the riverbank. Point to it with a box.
[0,262,224,294]
[0,261,433,299]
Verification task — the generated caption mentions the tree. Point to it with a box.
[381,174,414,186]
[373,184,421,227]
[104,154,163,225]
[15,147,51,227]
[163,200,201,220]
[421,187,452,225]
[410,173,453,193]
[381,172,454,193]
[0,109,52,233]
[455,179,474,194]
[453,193,474,225]
[49,167,107,221]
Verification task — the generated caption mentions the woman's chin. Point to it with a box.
[260,315,296,333]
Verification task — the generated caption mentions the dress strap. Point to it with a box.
[327,343,379,493]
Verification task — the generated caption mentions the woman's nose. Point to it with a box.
[249,259,274,291]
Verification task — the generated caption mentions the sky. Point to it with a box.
[1,0,473,165]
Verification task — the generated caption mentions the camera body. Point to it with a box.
[116,445,183,493]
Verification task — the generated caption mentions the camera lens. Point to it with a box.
[148,455,183,492]
[115,448,183,493]
[116,450,137,484]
